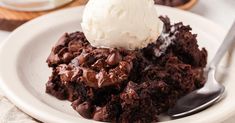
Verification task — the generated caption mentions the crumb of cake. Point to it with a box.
[46,16,207,123]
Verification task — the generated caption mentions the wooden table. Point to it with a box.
[0,0,88,31]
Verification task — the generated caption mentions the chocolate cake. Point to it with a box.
[154,0,190,7]
[46,17,207,123]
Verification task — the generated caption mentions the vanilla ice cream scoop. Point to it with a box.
[81,0,163,50]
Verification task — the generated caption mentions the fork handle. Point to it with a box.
[209,21,235,68]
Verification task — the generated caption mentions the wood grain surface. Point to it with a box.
[0,0,88,31]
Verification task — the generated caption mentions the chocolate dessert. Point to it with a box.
[46,17,207,123]
[154,0,190,7]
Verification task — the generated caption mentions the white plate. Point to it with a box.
[0,0,73,12]
[0,6,234,123]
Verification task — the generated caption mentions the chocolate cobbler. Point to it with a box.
[46,17,207,122]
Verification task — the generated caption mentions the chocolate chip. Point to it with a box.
[82,69,98,87]
[77,54,87,65]
[68,40,83,52]
[106,51,122,66]
[63,53,73,63]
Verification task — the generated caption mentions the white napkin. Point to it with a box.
[0,92,38,123]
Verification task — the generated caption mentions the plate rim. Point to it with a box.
[0,5,232,123]
[0,0,73,12]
